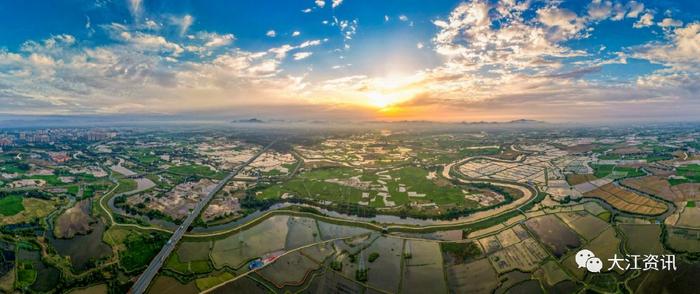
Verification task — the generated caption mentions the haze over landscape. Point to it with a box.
[1,0,699,122]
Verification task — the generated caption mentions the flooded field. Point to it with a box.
[258,251,320,288]
[401,240,446,293]
[365,237,403,292]
[16,249,60,292]
[285,216,320,248]
[210,215,289,268]
[525,215,581,258]
[619,224,665,255]
[48,219,112,271]
[557,211,609,241]
[317,220,371,240]
[175,240,211,262]
[666,227,700,252]
[302,269,363,294]
[446,258,498,294]
[209,276,269,294]
[148,276,199,294]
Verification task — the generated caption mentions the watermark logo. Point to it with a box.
[575,249,677,273]
[575,249,601,272]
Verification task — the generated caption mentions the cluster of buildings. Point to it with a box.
[0,129,118,146]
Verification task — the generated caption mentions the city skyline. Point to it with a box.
[1,0,699,122]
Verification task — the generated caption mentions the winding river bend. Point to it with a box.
[101,152,543,237]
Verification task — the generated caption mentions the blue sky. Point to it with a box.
[0,0,699,122]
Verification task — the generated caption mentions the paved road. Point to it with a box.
[130,141,276,294]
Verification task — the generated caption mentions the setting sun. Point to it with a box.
[367,92,397,108]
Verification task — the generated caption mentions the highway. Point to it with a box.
[130,141,276,294]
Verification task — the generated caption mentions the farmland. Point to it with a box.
[584,183,667,215]
[0,125,699,293]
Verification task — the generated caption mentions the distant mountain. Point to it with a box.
[232,118,266,123]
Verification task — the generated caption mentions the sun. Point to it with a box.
[367,92,397,109]
[367,92,391,108]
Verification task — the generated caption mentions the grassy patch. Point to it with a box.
[388,167,468,206]
[591,164,644,178]
[0,198,55,226]
[596,211,612,222]
[0,195,24,216]
[119,232,168,272]
[168,164,225,179]
[195,271,234,291]
[368,252,379,263]
[440,241,481,263]
[16,261,37,288]
[669,164,700,185]
[165,253,212,275]
[687,201,696,208]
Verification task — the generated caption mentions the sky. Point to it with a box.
[0,0,699,122]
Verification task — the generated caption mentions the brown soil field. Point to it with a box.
[54,199,92,239]
[643,165,674,176]
[584,183,666,215]
[622,176,700,202]
[566,174,597,186]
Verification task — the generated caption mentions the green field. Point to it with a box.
[669,164,700,185]
[16,261,37,288]
[119,232,167,272]
[591,164,644,178]
[258,166,480,209]
[167,164,225,179]
[258,167,364,202]
[195,271,234,291]
[386,167,470,206]
[0,195,25,216]
[440,241,481,263]
[165,253,212,275]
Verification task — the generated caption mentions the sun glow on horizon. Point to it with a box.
[367,92,399,108]
[364,74,422,110]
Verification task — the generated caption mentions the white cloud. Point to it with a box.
[537,6,588,41]
[266,30,276,37]
[333,17,358,42]
[113,29,184,56]
[293,52,313,60]
[2,0,699,122]
[587,0,612,21]
[384,15,389,22]
[302,8,312,13]
[632,22,700,68]
[200,32,235,47]
[299,39,321,48]
[315,0,325,8]
[399,15,408,21]
[610,3,626,21]
[659,18,683,28]
[627,1,644,18]
[292,31,301,37]
[144,20,159,30]
[269,44,294,59]
[176,15,194,36]
[634,12,654,28]
[332,0,343,8]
